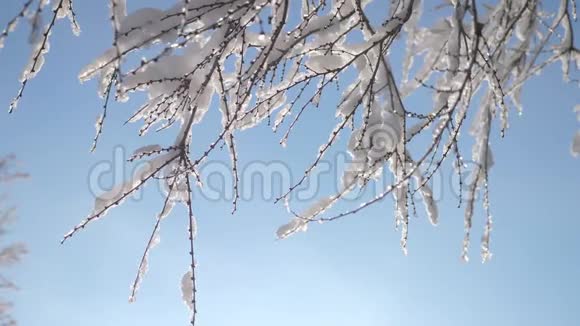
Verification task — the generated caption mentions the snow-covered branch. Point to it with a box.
[1,0,578,323]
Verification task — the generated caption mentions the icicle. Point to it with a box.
[481,214,493,263]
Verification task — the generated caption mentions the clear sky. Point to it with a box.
[1,2,579,326]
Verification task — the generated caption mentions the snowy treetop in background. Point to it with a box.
[1,0,578,324]
[0,155,28,326]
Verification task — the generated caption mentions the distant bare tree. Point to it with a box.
[1,1,578,324]
[0,155,28,326]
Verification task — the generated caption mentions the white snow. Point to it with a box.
[181,270,194,311]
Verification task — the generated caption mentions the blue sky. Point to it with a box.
[0,2,579,326]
